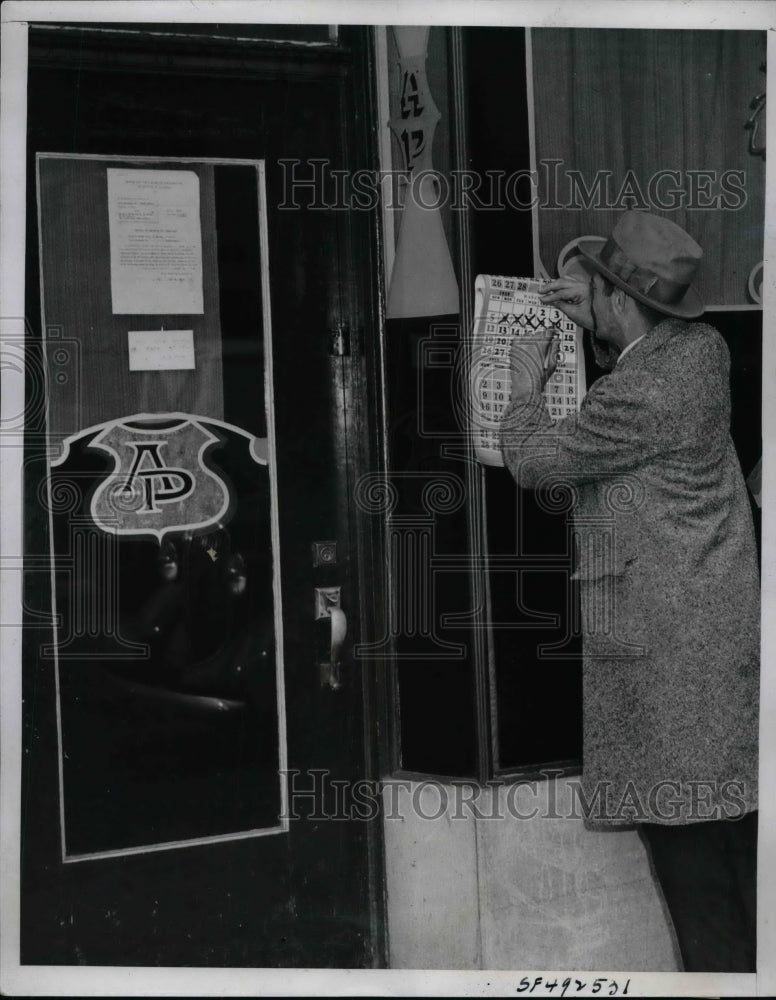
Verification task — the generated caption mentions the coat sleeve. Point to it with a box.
[500,370,661,490]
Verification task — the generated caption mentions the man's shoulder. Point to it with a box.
[617,318,729,387]
[637,318,727,364]
[585,319,729,419]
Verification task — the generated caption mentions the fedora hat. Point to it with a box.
[577,211,704,318]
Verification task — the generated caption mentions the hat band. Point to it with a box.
[599,238,689,306]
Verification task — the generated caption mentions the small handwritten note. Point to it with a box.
[128,329,195,371]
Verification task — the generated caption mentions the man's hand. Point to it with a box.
[509,329,561,400]
[539,276,594,330]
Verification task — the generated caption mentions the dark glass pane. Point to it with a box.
[37,157,280,856]
[465,27,533,278]
[386,318,477,778]
[485,468,582,772]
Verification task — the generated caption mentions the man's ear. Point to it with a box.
[612,286,629,318]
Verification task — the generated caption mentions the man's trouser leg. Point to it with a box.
[639,810,757,972]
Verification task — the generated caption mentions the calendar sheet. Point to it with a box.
[469,274,586,466]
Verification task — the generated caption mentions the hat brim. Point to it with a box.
[577,238,705,319]
[558,246,602,282]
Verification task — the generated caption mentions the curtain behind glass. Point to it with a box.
[531,28,766,307]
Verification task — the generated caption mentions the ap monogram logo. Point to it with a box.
[89,417,230,539]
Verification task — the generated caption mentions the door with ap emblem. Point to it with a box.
[21,28,383,970]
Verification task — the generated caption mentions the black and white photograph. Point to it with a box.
[1,1,774,996]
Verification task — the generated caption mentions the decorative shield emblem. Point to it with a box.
[89,417,230,539]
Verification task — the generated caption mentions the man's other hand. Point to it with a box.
[539,276,594,330]
[509,330,560,399]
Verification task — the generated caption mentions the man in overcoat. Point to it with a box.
[500,211,759,972]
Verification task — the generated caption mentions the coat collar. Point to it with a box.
[614,317,694,368]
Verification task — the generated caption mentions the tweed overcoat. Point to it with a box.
[501,319,759,825]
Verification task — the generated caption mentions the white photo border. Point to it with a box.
[1,2,774,997]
